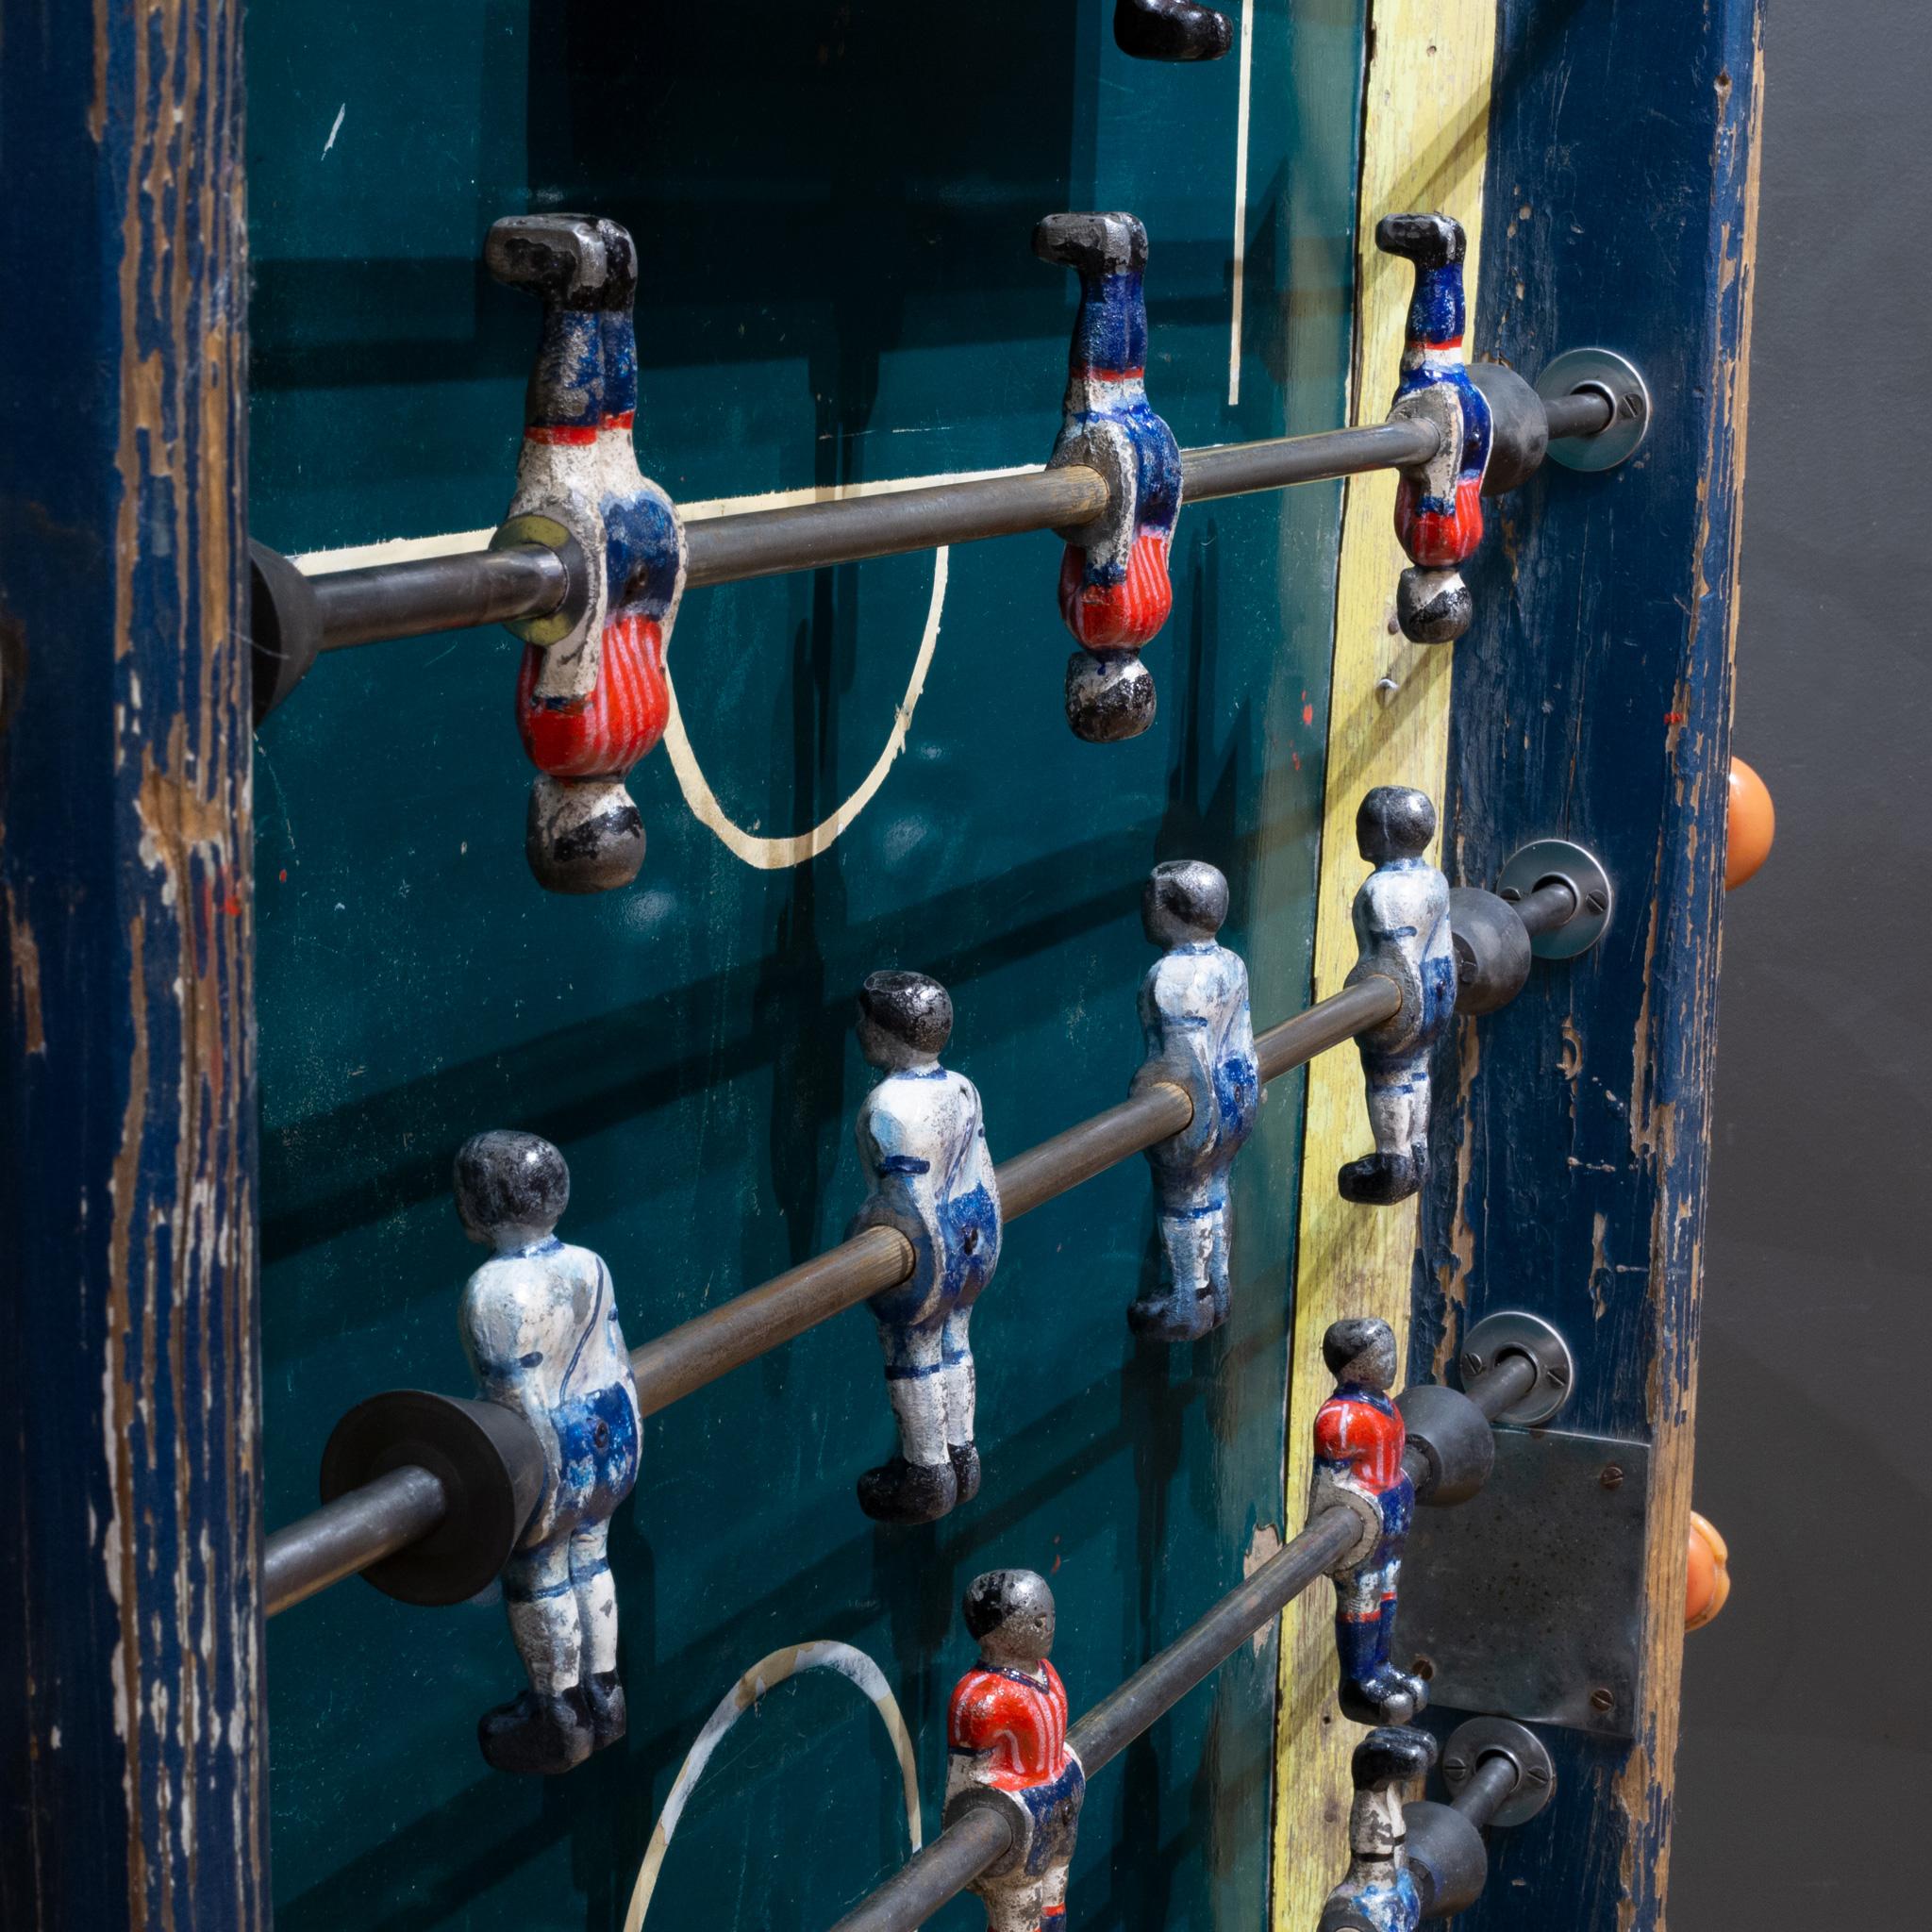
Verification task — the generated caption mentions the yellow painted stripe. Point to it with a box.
[1270,11,1498,1926]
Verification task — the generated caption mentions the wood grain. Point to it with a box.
[1269,9,1498,1924]
[0,3,261,1925]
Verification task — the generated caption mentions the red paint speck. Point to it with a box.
[224,894,242,917]
[278,869,288,882]
[1302,703,1315,726]
[1664,710,1687,724]
[1291,751,1302,771]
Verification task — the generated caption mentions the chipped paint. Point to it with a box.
[1411,6,1764,1931]
[2,3,262,1924]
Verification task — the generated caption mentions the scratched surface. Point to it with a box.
[248,6,1361,1928]
[0,2,263,1928]
[1412,4,1763,1930]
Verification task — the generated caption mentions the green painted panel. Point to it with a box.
[250,5,1363,1928]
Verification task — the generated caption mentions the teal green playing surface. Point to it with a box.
[250,6,1363,1925]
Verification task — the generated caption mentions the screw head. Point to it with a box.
[1599,1463,1624,1490]
[1585,891,1608,915]
[1442,1755,1467,1779]
[1460,1351,1484,1377]
[1590,1687,1615,1713]
[1499,887,1522,904]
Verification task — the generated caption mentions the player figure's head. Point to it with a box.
[1357,787,1437,866]
[455,1129,570,1250]
[1323,1316,1399,1393]
[857,970,954,1072]
[963,1569,1057,1670]
[1142,858,1229,950]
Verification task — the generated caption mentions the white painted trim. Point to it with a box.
[621,1640,921,1932]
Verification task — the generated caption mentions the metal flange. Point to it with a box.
[1459,1311,1574,1426]
[1497,838,1612,960]
[1441,1717,1557,1827]
[1537,346,1651,472]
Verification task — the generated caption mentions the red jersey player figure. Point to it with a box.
[1309,1318,1427,1726]
[943,1571,1085,1932]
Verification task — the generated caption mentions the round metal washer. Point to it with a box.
[1537,347,1651,472]
[1460,1310,1574,1426]
[1441,1717,1557,1827]
[1497,838,1612,960]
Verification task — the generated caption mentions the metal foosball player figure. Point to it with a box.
[1339,786,1455,1207]
[1376,212,1492,643]
[1113,0,1234,61]
[454,1131,641,1774]
[1129,860,1259,1341]
[1318,1727,1439,1932]
[1310,1318,1427,1726]
[1035,210,1183,743]
[850,972,1003,1524]
[487,214,688,894]
[942,1571,1085,1932]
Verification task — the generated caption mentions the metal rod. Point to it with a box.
[1542,387,1616,441]
[262,974,1402,1618]
[1450,1752,1521,1834]
[1257,976,1401,1082]
[261,1464,450,1617]
[635,975,1399,1411]
[829,1348,1532,1932]
[1460,1349,1539,1427]
[313,543,570,653]
[827,1508,1360,1932]
[1514,878,1579,940]
[684,464,1109,589]
[303,414,1492,654]
[1067,1507,1361,1778]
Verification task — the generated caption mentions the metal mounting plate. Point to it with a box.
[1537,346,1651,472]
[1497,839,1612,959]
[1399,1425,1649,1738]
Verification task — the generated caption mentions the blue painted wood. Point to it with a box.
[1412,2,1763,1926]
[0,3,262,1927]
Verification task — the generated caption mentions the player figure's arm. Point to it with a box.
[1348,877,1428,1051]
[460,1266,564,1533]
[853,1096,939,1248]
[1134,958,1219,1158]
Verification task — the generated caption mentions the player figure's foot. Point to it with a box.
[583,1670,627,1750]
[1127,1286,1222,1342]
[1397,564,1474,644]
[1338,1661,1428,1727]
[857,1452,958,1524]
[1337,1150,1422,1206]
[949,1441,983,1506]
[477,1687,595,1775]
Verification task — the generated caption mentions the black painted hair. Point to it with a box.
[1323,1316,1398,1388]
[1144,858,1228,938]
[858,970,953,1056]
[1357,786,1437,862]
[454,1130,570,1233]
[961,1569,1055,1642]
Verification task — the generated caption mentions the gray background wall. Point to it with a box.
[1673,1,1932,1916]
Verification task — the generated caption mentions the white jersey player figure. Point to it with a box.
[1129,859,1260,1341]
[456,1130,640,1775]
[1339,788,1457,1205]
[850,971,1003,1524]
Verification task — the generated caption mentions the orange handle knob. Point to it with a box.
[1686,1510,1731,1630]
[1725,758,1775,889]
